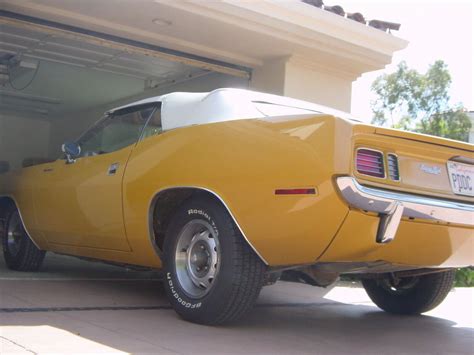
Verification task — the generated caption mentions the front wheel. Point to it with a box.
[163,196,266,325]
[2,206,46,271]
[362,270,455,315]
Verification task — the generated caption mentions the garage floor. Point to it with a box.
[0,253,472,354]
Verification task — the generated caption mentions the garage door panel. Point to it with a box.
[0,22,47,41]
[117,52,188,70]
[0,41,29,52]
[40,42,116,63]
[0,34,41,51]
[0,45,20,56]
[94,66,148,80]
[103,61,174,78]
[50,36,123,56]
[33,49,98,66]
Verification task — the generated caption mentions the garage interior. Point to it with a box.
[0,16,249,171]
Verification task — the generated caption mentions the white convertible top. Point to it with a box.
[108,88,358,131]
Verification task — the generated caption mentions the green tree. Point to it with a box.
[371,60,471,142]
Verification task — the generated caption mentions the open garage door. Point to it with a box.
[0,11,250,171]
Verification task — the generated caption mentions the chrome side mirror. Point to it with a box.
[61,142,81,164]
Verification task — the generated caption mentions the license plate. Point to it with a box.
[447,161,474,197]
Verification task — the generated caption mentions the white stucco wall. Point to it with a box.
[283,59,352,112]
[250,56,353,112]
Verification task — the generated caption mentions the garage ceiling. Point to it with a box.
[0,21,211,116]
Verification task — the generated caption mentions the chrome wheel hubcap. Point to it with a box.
[175,220,220,298]
[7,212,23,257]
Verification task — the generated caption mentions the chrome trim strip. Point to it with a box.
[148,186,269,265]
[336,176,474,227]
[136,104,160,143]
[0,195,43,249]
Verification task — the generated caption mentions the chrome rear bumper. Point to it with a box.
[336,177,474,243]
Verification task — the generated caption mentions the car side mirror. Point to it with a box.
[61,142,81,164]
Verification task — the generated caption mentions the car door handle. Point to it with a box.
[108,163,119,175]
[43,168,54,173]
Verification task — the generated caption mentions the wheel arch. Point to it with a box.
[148,187,268,265]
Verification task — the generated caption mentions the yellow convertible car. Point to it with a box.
[0,88,473,324]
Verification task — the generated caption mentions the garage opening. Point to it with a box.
[0,13,250,171]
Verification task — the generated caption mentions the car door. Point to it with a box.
[34,104,158,251]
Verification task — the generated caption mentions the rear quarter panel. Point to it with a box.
[122,115,361,267]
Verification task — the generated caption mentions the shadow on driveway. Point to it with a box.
[0,253,472,354]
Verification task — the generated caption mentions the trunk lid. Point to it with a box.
[375,127,473,152]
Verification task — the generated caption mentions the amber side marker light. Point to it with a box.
[275,188,316,195]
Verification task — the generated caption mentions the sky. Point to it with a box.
[333,0,473,122]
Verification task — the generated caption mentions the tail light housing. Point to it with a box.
[356,148,385,178]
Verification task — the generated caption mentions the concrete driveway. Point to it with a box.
[0,253,472,355]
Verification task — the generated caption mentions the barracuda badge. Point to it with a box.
[420,164,441,175]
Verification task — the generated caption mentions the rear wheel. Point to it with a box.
[2,206,46,271]
[163,195,266,325]
[362,270,455,315]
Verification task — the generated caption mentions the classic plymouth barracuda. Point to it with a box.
[0,88,473,324]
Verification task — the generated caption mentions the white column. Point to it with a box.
[250,56,356,112]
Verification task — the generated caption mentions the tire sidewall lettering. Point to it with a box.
[166,272,202,309]
[187,209,219,237]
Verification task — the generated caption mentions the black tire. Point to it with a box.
[2,205,46,271]
[163,195,266,325]
[362,270,455,315]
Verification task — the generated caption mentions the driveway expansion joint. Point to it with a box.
[0,301,358,313]
[0,335,37,354]
[0,305,172,313]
